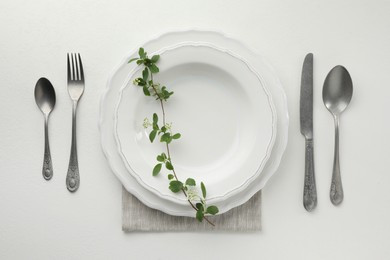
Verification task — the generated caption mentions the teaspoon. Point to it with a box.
[34,77,56,180]
[322,66,353,205]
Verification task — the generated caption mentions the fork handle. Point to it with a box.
[66,101,80,192]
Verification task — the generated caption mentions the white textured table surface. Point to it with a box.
[1,0,390,259]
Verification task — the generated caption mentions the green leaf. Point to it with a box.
[160,133,171,143]
[138,47,144,56]
[161,126,167,133]
[162,89,169,99]
[149,130,157,142]
[206,206,219,215]
[138,48,146,58]
[138,80,146,87]
[150,64,159,73]
[172,133,181,139]
[136,60,143,65]
[152,123,159,130]
[201,182,206,198]
[168,174,174,180]
[142,68,149,81]
[162,153,167,159]
[161,88,174,100]
[165,161,174,170]
[169,180,183,193]
[185,178,196,186]
[128,57,138,63]
[196,203,204,211]
[134,78,145,86]
[143,86,150,96]
[152,163,162,176]
[143,58,152,67]
[156,155,164,162]
[153,113,158,124]
[151,55,160,63]
[196,210,204,222]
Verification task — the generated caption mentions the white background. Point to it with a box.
[1,0,390,259]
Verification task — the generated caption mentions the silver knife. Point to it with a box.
[300,53,317,211]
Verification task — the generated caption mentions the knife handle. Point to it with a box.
[303,139,317,211]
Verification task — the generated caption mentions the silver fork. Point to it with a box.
[66,53,84,192]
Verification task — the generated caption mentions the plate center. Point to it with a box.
[154,63,248,173]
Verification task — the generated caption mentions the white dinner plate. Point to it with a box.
[99,30,289,216]
[114,43,277,204]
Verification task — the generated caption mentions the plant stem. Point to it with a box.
[149,71,215,226]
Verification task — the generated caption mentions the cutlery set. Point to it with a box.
[34,53,84,192]
[300,53,353,211]
[34,49,353,206]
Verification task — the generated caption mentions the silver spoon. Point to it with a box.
[323,65,353,205]
[34,77,56,180]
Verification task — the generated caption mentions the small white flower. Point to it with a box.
[154,83,161,92]
[133,78,141,86]
[152,83,161,96]
[143,118,151,128]
[164,122,172,131]
[187,186,199,202]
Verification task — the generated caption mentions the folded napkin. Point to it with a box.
[122,187,261,232]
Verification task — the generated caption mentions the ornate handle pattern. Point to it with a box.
[330,116,343,205]
[303,139,317,211]
[66,102,80,192]
[42,116,53,180]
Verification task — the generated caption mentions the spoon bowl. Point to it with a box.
[35,78,56,115]
[34,77,56,180]
[322,65,353,205]
[323,66,353,116]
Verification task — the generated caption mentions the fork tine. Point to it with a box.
[78,53,84,82]
[74,53,80,81]
[71,53,76,80]
[67,53,71,82]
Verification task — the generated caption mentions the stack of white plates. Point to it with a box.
[99,30,289,217]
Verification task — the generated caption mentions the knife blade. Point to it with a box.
[300,53,317,211]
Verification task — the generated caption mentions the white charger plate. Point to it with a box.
[114,43,277,205]
[99,30,289,216]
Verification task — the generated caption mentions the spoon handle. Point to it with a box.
[303,139,317,211]
[330,116,343,205]
[66,101,80,192]
[42,116,53,180]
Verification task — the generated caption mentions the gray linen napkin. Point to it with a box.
[122,187,261,232]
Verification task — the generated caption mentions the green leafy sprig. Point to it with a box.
[130,48,219,225]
